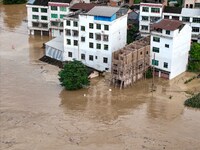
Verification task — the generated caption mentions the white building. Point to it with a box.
[139,3,163,36]
[163,7,200,43]
[48,0,72,37]
[150,19,191,79]
[27,0,49,36]
[183,0,200,8]
[63,6,128,72]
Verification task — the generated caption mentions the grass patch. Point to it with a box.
[184,93,200,108]
[134,0,141,4]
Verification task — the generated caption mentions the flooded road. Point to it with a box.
[0,4,200,150]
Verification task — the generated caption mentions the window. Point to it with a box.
[172,16,179,20]
[142,16,148,21]
[103,57,108,63]
[153,37,160,42]
[41,23,48,28]
[51,6,57,11]
[89,33,93,39]
[142,7,149,12]
[60,7,66,12]
[140,52,143,55]
[66,20,70,26]
[60,22,63,27]
[195,3,200,8]
[89,23,93,29]
[51,14,58,18]
[73,21,78,27]
[103,35,109,41]
[89,55,93,61]
[81,37,85,42]
[165,44,169,48]
[151,8,160,13]
[95,56,98,59]
[104,44,108,50]
[164,15,169,19]
[150,17,160,23]
[146,51,149,55]
[152,59,159,66]
[32,15,39,19]
[190,4,193,8]
[193,18,200,23]
[104,25,109,30]
[74,40,78,46]
[32,8,38,12]
[81,26,85,31]
[32,22,39,27]
[96,43,101,49]
[152,47,159,53]
[96,34,101,41]
[96,24,101,29]
[81,54,85,60]
[68,52,72,57]
[192,27,199,32]
[72,30,78,36]
[41,8,47,13]
[89,42,93,48]
[67,39,71,45]
[66,29,71,36]
[164,62,168,68]
[60,14,65,19]
[166,30,170,35]
[41,16,47,20]
[141,25,148,31]
[51,21,58,26]
[182,17,190,22]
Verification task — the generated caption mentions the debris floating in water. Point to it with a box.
[84,94,86,97]
[109,89,112,92]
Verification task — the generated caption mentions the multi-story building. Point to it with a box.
[150,19,191,79]
[163,7,200,43]
[139,3,163,36]
[27,0,50,36]
[183,0,200,8]
[48,0,72,37]
[63,6,128,71]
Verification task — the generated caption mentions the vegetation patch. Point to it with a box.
[144,67,153,79]
[58,60,90,90]
[184,76,196,84]
[3,0,26,4]
[184,93,200,108]
[187,43,200,72]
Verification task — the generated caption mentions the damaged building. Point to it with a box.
[111,36,150,89]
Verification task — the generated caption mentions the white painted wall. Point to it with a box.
[150,24,192,79]
[63,13,128,72]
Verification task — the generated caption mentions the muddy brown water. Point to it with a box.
[0,4,200,150]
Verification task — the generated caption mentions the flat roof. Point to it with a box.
[86,6,120,17]
[163,6,182,14]
[45,36,64,52]
[70,3,97,12]
[152,19,184,31]
[181,8,200,16]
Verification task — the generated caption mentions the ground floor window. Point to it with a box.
[81,54,85,60]
[163,62,168,68]
[68,52,72,57]
[89,55,93,61]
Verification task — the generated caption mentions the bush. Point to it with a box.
[188,43,200,72]
[184,93,200,108]
[3,0,26,4]
[144,67,153,79]
[58,60,89,90]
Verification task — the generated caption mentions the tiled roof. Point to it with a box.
[86,6,120,17]
[163,6,182,14]
[151,19,184,31]
[70,3,97,11]
[50,0,72,3]
[33,0,50,6]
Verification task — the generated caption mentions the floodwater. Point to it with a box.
[0,4,200,150]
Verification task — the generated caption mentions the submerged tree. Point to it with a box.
[58,60,89,90]
[187,42,200,72]
[3,0,27,4]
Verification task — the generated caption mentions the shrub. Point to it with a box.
[184,93,200,108]
[144,67,153,79]
[58,60,89,90]
[3,0,27,4]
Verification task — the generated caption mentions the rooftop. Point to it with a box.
[86,6,120,17]
[181,8,200,16]
[50,0,72,3]
[27,0,50,6]
[151,19,184,31]
[70,3,97,12]
[163,6,182,14]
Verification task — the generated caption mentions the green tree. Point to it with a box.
[3,0,26,4]
[188,43,200,72]
[58,60,89,90]
[127,25,139,44]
